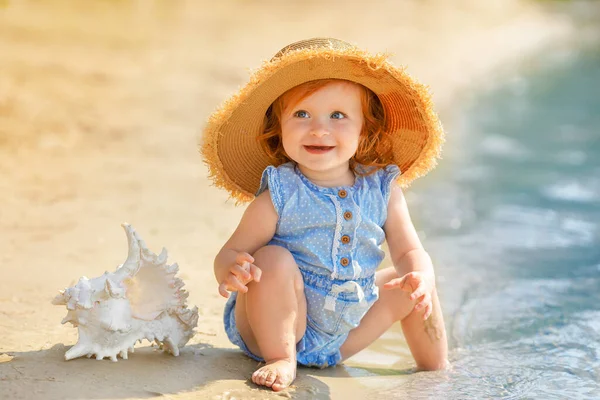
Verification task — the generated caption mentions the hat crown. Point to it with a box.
[272,37,353,60]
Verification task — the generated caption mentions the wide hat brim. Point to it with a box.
[200,38,444,203]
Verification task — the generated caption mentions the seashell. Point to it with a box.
[53,223,199,361]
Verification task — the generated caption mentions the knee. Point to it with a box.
[253,245,295,268]
[376,267,418,322]
[252,246,302,287]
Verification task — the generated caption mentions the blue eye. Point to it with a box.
[331,111,346,119]
[294,110,309,118]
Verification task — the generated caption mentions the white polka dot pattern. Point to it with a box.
[247,161,401,363]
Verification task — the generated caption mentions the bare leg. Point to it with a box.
[339,267,448,370]
[234,245,307,391]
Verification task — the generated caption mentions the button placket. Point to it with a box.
[336,191,354,270]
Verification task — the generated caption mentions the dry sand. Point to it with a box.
[0,1,576,398]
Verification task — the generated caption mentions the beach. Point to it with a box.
[0,1,579,398]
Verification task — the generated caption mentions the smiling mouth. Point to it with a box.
[304,145,334,154]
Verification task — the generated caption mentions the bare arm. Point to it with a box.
[383,183,434,277]
[214,191,278,297]
[383,183,437,319]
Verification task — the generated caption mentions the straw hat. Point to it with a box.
[200,38,444,203]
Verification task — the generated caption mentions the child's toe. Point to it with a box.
[271,378,285,392]
[265,370,277,387]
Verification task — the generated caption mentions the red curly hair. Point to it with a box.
[258,79,394,175]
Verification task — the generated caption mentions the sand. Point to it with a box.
[0,1,575,398]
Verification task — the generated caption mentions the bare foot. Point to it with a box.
[251,358,296,392]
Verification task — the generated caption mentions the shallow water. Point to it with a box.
[352,36,600,400]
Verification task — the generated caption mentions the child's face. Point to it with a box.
[280,81,363,175]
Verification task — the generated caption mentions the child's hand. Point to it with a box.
[217,252,262,298]
[383,271,435,320]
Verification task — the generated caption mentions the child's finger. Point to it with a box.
[383,277,405,290]
[235,252,255,265]
[232,263,251,281]
[423,303,433,320]
[414,292,431,311]
[218,283,230,298]
[226,275,248,293]
[249,263,262,282]
[409,284,426,301]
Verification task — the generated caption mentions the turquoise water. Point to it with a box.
[381,44,600,398]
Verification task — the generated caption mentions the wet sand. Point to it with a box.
[0,1,575,398]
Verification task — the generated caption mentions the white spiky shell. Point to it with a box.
[53,224,199,362]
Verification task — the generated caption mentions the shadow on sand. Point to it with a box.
[0,342,418,399]
[0,343,334,399]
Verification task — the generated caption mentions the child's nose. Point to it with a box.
[310,129,329,138]
[310,121,330,138]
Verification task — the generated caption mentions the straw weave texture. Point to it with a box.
[200,38,444,204]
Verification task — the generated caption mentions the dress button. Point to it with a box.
[341,235,351,244]
[338,189,347,198]
[340,257,349,266]
[344,211,352,220]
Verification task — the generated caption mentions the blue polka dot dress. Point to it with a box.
[224,161,401,367]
